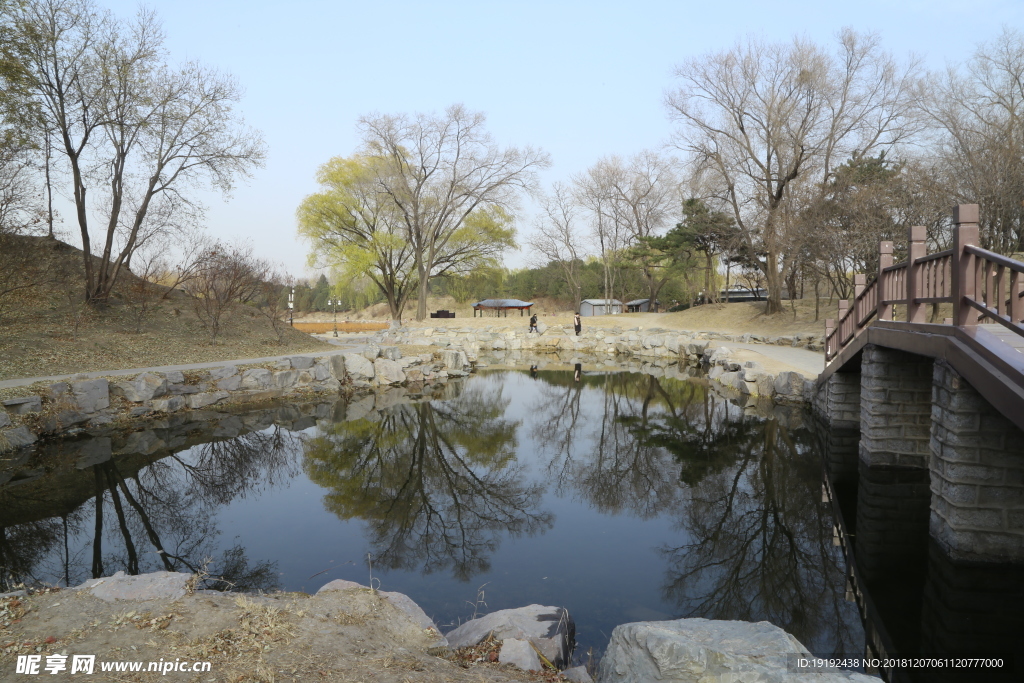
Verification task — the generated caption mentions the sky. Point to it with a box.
[86,0,1024,278]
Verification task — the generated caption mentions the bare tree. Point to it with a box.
[256,269,291,345]
[184,242,268,345]
[929,27,1024,255]
[357,105,549,321]
[573,160,629,308]
[1,0,266,303]
[526,183,587,311]
[667,30,923,313]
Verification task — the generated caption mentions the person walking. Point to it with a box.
[529,313,539,333]
[574,312,582,336]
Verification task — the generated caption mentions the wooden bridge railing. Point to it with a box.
[825,204,1024,364]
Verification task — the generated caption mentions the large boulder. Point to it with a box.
[240,368,272,390]
[1,425,37,450]
[343,352,375,381]
[441,349,469,373]
[774,371,807,400]
[186,391,230,409]
[288,355,314,370]
[329,354,347,381]
[374,358,406,385]
[112,373,168,402]
[500,638,542,671]
[445,604,574,670]
[2,395,42,414]
[74,571,192,602]
[598,619,876,683]
[72,378,109,413]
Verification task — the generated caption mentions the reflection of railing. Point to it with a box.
[825,205,1024,365]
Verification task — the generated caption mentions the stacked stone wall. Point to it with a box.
[859,345,933,468]
[929,359,1024,563]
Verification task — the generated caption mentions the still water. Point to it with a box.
[0,369,863,658]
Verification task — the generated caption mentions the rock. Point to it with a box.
[272,369,299,389]
[381,346,402,361]
[216,374,242,391]
[535,321,548,334]
[311,360,331,381]
[362,342,381,360]
[0,412,8,429]
[150,396,185,413]
[598,618,877,683]
[774,371,807,398]
[75,571,193,602]
[207,365,238,380]
[47,382,70,400]
[288,355,315,370]
[374,358,406,385]
[329,355,347,381]
[563,666,594,683]
[241,368,273,389]
[186,391,230,409]
[343,353,375,381]
[163,371,185,384]
[499,638,542,672]
[72,379,109,413]
[441,349,469,372]
[2,395,42,414]
[1,426,37,450]
[445,604,574,669]
[112,372,168,402]
[316,579,366,593]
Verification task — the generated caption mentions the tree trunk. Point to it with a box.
[763,254,785,315]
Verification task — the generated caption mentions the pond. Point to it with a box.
[0,368,864,661]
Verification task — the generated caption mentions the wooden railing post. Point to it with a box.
[952,204,980,326]
[854,274,866,323]
[878,241,893,321]
[825,318,835,362]
[907,225,927,323]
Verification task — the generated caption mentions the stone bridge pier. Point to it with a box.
[816,343,1024,565]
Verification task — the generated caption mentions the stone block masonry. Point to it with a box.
[859,344,933,469]
[930,359,1024,563]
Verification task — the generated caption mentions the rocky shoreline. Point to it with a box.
[1,571,874,682]
[2,324,819,450]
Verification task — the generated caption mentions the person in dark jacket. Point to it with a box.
[529,313,538,333]
[573,312,582,336]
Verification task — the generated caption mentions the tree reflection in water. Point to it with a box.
[303,380,553,581]
[1,423,300,592]
[530,369,859,656]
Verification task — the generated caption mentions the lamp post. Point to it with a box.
[328,298,339,337]
[288,288,294,326]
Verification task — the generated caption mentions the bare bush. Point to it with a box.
[184,242,269,345]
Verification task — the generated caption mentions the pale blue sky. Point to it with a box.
[94,0,1024,276]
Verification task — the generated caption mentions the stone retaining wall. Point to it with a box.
[0,347,473,452]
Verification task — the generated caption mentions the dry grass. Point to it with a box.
[0,239,333,382]
[292,321,388,334]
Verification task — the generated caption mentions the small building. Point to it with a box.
[472,298,534,317]
[579,299,623,316]
[625,298,659,313]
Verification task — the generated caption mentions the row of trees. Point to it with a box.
[303,28,1024,321]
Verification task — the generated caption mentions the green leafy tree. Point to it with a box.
[652,198,737,303]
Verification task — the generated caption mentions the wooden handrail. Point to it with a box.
[825,205,1024,368]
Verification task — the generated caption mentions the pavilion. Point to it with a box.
[472,298,535,317]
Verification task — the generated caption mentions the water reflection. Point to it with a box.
[302,382,552,581]
[1,368,863,659]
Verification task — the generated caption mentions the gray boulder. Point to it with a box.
[774,371,806,399]
[150,396,185,413]
[72,378,109,413]
[216,374,242,391]
[0,412,9,429]
[163,371,185,384]
[207,365,238,380]
[241,368,273,389]
[563,666,594,683]
[2,395,42,414]
[374,358,406,385]
[500,638,542,671]
[343,352,375,381]
[329,354,347,381]
[445,604,574,669]
[441,349,469,372]
[272,369,299,389]
[362,342,381,360]
[535,321,548,334]
[2,425,37,450]
[311,359,331,381]
[598,618,876,683]
[186,391,230,409]
[75,571,193,602]
[113,373,168,402]
[288,355,315,370]
[381,345,402,361]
